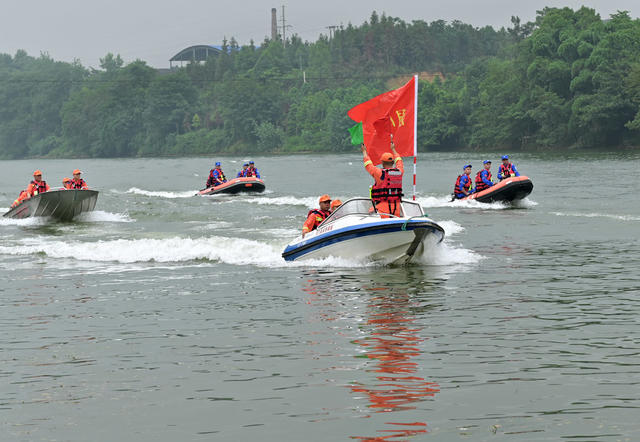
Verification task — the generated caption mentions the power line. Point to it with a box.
[0,71,412,85]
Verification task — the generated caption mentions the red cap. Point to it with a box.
[318,194,331,203]
[33,170,42,176]
[73,169,82,175]
[380,152,394,163]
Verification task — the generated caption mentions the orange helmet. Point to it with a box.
[330,199,342,210]
[318,194,331,203]
[63,177,71,183]
[380,152,394,163]
[33,170,42,176]
[73,169,82,175]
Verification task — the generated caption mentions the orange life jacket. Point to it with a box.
[454,174,472,194]
[70,179,87,189]
[306,209,331,231]
[475,170,492,192]
[371,168,403,203]
[30,180,48,195]
[12,191,30,208]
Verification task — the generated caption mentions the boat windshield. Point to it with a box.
[328,199,375,221]
[402,200,424,217]
[323,198,424,224]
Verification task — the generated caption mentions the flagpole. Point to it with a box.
[413,74,418,201]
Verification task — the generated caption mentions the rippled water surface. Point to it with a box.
[1,153,639,441]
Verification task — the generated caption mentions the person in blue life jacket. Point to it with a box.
[474,160,494,192]
[206,162,227,188]
[453,164,474,199]
[246,161,260,178]
[497,155,521,180]
[236,163,249,178]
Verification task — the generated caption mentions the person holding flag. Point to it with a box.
[348,75,418,201]
[361,135,404,217]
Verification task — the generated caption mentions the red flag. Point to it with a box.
[373,117,392,136]
[348,78,415,165]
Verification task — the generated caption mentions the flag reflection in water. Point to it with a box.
[350,288,440,441]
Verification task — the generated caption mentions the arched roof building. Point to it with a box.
[169,45,223,68]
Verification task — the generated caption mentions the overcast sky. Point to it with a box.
[1,0,637,68]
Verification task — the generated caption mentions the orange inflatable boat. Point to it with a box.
[198,177,266,196]
[458,176,533,203]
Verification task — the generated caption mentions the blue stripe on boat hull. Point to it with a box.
[282,220,443,261]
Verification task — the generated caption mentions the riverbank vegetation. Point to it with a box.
[1,7,639,158]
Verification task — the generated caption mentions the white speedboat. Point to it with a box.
[282,198,445,264]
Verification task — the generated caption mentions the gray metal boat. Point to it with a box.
[3,189,99,221]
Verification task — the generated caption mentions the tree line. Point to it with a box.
[0,7,639,159]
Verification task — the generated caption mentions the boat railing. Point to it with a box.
[321,198,425,226]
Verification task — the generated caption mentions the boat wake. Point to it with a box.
[124,187,197,199]
[418,240,483,266]
[550,211,640,222]
[0,236,357,268]
[0,216,47,227]
[419,219,483,266]
[416,195,536,210]
[0,228,481,269]
[75,210,134,223]
[437,219,466,236]
[0,210,132,225]
[220,195,320,208]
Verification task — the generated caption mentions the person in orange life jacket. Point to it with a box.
[236,163,249,178]
[11,190,30,208]
[361,139,404,217]
[206,162,227,187]
[454,164,474,199]
[247,161,260,178]
[62,178,72,189]
[475,160,494,192]
[497,155,520,180]
[330,199,342,212]
[69,169,89,189]
[26,170,50,197]
[302,194,332,237]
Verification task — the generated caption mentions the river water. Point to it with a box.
[0,152,638,441]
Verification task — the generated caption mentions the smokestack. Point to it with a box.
[271,8,278,41]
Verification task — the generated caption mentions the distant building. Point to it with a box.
[169,45,223,68]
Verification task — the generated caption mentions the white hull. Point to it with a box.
[282,198,445,264]
[297,227,437,264]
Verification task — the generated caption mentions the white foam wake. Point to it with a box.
[550,211,640,222]
[126,187,197,199]
[0,217,47,227]
[222,196,320,208]
[0,236,370,268]
[417,195,536,210]
[513,197,538,208]
[75,211,134,223]
[0,233,482,269]
[419,241,484,266]
[437,220,465,236]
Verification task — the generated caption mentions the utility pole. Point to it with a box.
[326,25,338,41]
[280,5,293,47]
[281,5,286,48]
